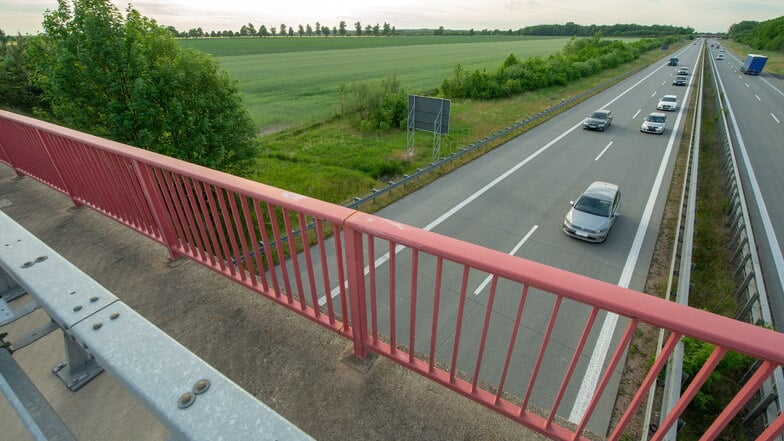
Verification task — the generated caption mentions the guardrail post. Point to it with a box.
[343,224,369,360]
[132,162,182,261]
[0,139,25,178]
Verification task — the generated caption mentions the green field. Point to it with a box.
[179,36,571,131]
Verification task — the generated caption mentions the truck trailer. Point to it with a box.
[741,54,768,75]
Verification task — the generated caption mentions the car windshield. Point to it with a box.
[590,112,608,119]
[662,96,677,102]
[574,196,612,217]
[649,115,666,123]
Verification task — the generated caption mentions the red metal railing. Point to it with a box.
[1,109,783,441]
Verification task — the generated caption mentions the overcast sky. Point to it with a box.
[2,0,783,35]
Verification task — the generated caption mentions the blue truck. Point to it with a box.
[741,54,768,75]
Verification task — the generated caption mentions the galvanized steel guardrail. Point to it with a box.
[347,64,646,209]
[710,50,784,433]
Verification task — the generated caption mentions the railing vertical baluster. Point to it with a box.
[132,162,182,260]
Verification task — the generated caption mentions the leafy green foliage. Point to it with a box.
[681,338,754,413]
[337,76,407,133]
[729,16,784,52]
[440,36,667,99]
[27,0,257,175]
[519,22,694,37]
[0,35,45,113]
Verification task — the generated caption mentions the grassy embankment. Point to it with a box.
[183,36,682,206]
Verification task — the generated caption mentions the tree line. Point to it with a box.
[172,21,398,39]
[728,16,784,52]
[518,22,694,37]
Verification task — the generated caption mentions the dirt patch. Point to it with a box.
[259,124,292,137]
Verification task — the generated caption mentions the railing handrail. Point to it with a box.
[2,108,783,441]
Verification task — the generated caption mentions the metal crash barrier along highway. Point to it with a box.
[0,210,314,441]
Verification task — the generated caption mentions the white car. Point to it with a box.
[716,53,724,60]
[657,95,678,111]
[641,112,667,134]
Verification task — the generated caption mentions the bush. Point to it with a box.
[440,36,667,100]
[338,76,407,132]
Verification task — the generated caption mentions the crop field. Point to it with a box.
[179,36,572,131]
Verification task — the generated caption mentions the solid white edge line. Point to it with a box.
[772,113,780,124]
[569,54,694,424]
[474,225,538,295]
[320,62,667,307]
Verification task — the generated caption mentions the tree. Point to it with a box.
[322,26,330,37]
[0,34,45,113]
[382,22,391,36]
[298,24,304,37]
[258,25,268,37]
[365,24,372,35]
[373,23,380,36]
[288,27,294,37]
[315,22,321,36]
[29,0,257,175]
[271,26,277,37]
[355,21,362,36]
[279,24,287,36]
[247,23,257,36]
[306,24,313,36]
[339,21,347,36]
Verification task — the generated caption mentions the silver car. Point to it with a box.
[563,181,621,243]
[641,112,667,134]
[657,95,678,111]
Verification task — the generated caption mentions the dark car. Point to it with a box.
[668,57,679,66]
[582,109,613,131]
[673,76,687,86]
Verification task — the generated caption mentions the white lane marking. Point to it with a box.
[773,114,781,124]
[594,141,614,161]
[755,95,761,101]
[321,63,669,307]
[761,77,784,97]
[720,73,784,328]
[651,91,657,97]
[569,58,695,424]
[746,83,750,88]
[662,81,667,85]
[632,109,641,119]
[474,225,538,295]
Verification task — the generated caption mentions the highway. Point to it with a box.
[303,41,705,435]
[707,41,784,332]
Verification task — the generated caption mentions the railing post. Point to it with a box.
[131,161,182,261]
[34,128,83,208]
[343,224,369,359]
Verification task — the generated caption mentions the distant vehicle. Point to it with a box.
[657,95,679,111]
[582,109,613,131]
[563,181,621,243]
[673,76,688,86]
[716,53,724,60]
[668,57,679,66]
[641,112,667,134]
[741,54,768,75]
[676,67,689,76]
